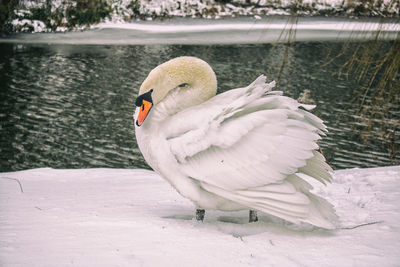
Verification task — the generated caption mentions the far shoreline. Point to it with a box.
[1,16,398,45]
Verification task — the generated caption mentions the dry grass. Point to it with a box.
[334,24,399,163]
[271,12,399,164]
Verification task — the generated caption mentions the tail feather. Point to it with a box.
[202,174,337,229]
[286,174,338,229]
[302,192,338,229]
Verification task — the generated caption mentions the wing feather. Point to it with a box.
[163,75,335,227]
[165,76,330,189]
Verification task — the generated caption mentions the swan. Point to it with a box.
[134,56,337,229]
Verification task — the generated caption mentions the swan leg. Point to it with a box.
[196,209,205,221]
[249,210,258,223]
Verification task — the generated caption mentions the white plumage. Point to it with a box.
[134,56,337,229]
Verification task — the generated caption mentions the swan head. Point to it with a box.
[135,56,217,126]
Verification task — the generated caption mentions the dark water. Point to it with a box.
[0,42,398,172]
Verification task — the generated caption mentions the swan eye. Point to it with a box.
[178,83,188,88]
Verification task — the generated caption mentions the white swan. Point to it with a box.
[134,56,337,229]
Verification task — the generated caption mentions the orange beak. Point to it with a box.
[136,99,153,127]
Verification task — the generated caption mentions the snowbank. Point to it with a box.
[2,17,399,45]
[1,166,399,266]
[7,0,400,33]
[95,18,400,33]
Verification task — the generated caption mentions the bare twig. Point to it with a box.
[0,177,24,193]
[340,220,383,230]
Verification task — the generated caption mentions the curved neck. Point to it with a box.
[150,85,214,123]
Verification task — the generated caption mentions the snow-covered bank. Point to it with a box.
[96,17,400,33]
[2,17,399,45]
[6,0,400,34]
[1,166,399,266]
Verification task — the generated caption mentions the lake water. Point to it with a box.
[0,42,398,172]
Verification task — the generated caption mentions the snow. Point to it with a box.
[11,0,400,33]
[1,166,399,266]
[135,0,399,19]
[2,17,399,45]
[95,19,400,33]
[11,19,47,33]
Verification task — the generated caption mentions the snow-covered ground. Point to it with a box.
[2,17,399,45]
[1,166,399,266]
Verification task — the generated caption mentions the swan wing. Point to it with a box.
[163,75,336,228]
[164,75,331,191]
